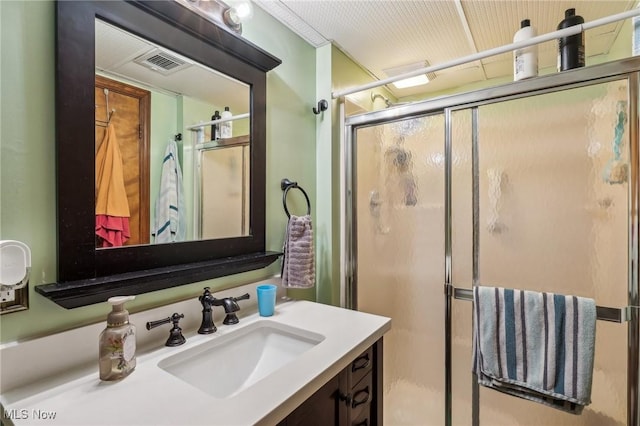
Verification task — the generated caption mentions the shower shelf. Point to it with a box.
[449,285,634,323]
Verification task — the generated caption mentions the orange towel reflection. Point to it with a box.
[95,122,130,247]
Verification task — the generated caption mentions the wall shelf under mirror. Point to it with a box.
[35,0,282,308]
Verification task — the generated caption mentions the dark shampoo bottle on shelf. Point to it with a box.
[211,110,221,140]
[557,8,585,71]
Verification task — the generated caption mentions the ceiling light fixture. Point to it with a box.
[175,0,253,35]
[223,1,253,34]
[383,61,436,89]
[392,74,430,89]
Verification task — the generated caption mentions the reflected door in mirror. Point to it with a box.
[199,143,250,239]
[95,76,150,247]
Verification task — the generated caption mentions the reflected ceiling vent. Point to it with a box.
[134,48,192,75]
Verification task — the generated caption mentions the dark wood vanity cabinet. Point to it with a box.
[278,339,383,426]
[347,343,378,426]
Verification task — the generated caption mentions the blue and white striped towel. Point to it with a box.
[152,140,186,243]
[472,286,597,414]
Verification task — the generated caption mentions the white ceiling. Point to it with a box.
[255,0,637,98]
[95,20,250,115]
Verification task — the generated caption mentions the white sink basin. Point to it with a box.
[157,320,325,399]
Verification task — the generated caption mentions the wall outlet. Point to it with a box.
[0,286,16,303]
[1,284,28,314]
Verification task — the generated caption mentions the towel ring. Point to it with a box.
[281,178,311,219]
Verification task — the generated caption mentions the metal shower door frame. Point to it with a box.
[343,57,640,426]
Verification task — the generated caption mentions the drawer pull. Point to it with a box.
[352,353,370,372]
[354,419,369,426]
[351,386,371,408]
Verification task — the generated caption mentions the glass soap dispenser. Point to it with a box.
[99,296,136,381]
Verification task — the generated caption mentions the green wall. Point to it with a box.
[313,44,335,306]
[243,6,318,302]
[0,1,317,343]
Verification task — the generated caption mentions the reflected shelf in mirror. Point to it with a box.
[195,134,250,150]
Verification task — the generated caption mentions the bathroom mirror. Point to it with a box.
[36,0,281,308]
[95,18,250,245]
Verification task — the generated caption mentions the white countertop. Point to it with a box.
[1,300,391,426]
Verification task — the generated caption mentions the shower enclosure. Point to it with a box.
[193,137,250,239]
[343,58,639,426]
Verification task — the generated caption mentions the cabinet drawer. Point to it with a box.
[351,408,371,426]
[349,371,373,420]
[349,345,373,386]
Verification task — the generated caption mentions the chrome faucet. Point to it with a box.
[197,287,250,334]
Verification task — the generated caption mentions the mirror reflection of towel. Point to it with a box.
[95,122,131,247]
[152,140,186,243]
[282,215,315,288]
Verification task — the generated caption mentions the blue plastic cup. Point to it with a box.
[256,284,277,317]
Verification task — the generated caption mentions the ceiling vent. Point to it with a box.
[133,48,192,75]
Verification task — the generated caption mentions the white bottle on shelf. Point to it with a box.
[513,19,538,81]
[220,106,232,138]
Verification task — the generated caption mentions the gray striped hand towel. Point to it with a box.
[282,214,315,288]
[472,286,597,414]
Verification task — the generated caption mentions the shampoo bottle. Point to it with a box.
[99,296,136,381]
[220,106,232,139]
[557,8,585,71]
[513,19,538,81]
[211,110,221,140]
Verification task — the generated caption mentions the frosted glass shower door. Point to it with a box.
[471,80,630,425]
[354,114,445,425]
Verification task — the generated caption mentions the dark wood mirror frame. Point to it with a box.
[35,0,282,308]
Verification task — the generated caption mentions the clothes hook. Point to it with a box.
[312,99,328,115]
[103,88,110,122]
[102,88,116,123]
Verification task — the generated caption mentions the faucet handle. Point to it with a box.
[147,313,186,347]
[199,287,213,306]
[222,293,251,325]
[233,293,250,302]
[146,317,171,330]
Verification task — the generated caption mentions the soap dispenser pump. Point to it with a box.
[99,296,136,381]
